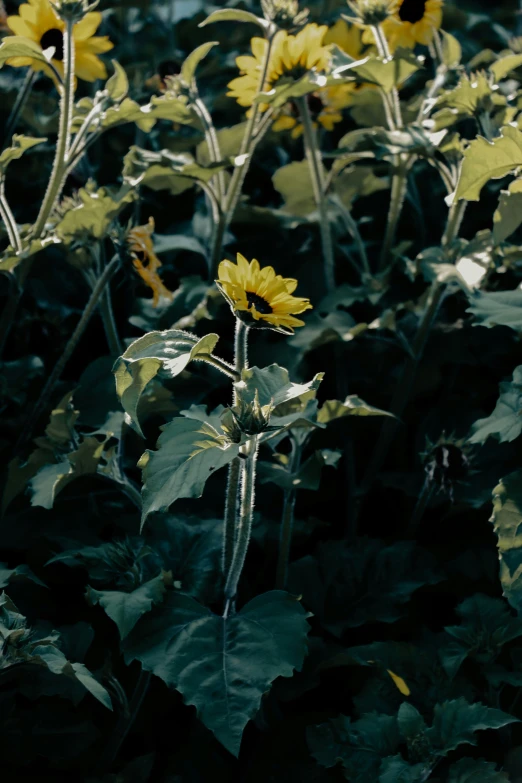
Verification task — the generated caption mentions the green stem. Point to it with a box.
[197,353,239,380]
[379,157,409,270]
[297,96,335,293]
[193,93,226,205]
[99,285,122,356]
[222,320,249,583]
[0,178,22,253]
[372,24,402,127]
[96,668,151,773]
[275,440,300,590]
[330,194,371,278]
[120,479,143,510]
[224,435,258,611]
[2,69,36,149]
[32,18,75,239]
[358,199,467,502]
[14,254,120,452]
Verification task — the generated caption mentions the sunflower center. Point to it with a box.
[246,291,273,314]
[398,0,427,23]
[40,28,64,61]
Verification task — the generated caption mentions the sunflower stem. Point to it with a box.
[33,18,75,239]
[379,156,409,270]
[222,320,249,597]
[224,434,258,610]
[275,438,300,590]
[193,92,226,205]
[0,178,22,253]
[2,69,36,150]
[14,254,120,453]
[297,96,335,293]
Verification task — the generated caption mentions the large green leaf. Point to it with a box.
[139,416,239,525]
[113,330,219,435]
[490,54,522,83]
[308,713,400,782]
[427,698,518,754]
[235,364,323,409]
[440,594,522,678]
[181,42,218,85]
[288,538,441,636]
[455,125,522,202]
[447,758,509,783]
[467,288,522,330]
[470,365,522,444]
[55,185,135,243]
[124,590,310,755]
[30,437,107,509]
[331,47,420,92]
[491,470,522,616]
[87,573,167,640]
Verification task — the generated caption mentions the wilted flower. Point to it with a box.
[127,218,173,308]
[260,0,309,30]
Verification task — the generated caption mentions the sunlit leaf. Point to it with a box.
[470,365,522,444]
[455,125,522,202]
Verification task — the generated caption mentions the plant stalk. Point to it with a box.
[15,255,120,452]
[379,157,409,270]
[2,69,36,149]
[99,284,122,356]
[33,19,75,239]
[224,434,258,611]
[0,179,22,253]
[297,96,335,293]
[96,668,151,773]
[222,320,249,583]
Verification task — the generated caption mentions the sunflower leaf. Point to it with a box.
[469,365,522,444]
[235,364,323,410]
[0,36,55,68]
[181,42,218,85]
[198,8,269,30]
[139,416,239,525]
[466,288,522,330]
[105,60,128,101]
[493,176,522,242]
[455,125,522,202]
[124,590,310,755]
[491,470,522,616]
[113,330,219,436]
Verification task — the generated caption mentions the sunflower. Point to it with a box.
[378,0,443,50]
[6,0,113,82]
[217,253,312,333]
[227,23,331,109]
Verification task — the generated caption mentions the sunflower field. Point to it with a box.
[4,0,522,779]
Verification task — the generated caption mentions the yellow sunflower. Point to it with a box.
[227,23,331,109]
[273,19,368,137]
[217,253,312,333]
[6,0,113,82]
[378,0,443,50]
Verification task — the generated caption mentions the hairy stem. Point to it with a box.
[222,320,249,586]
[297,96,335,293]
[0,178,22,253]
[193,93,226,205]
[224,435,258,611]
[2,69,36,149]
[15,255,120,452]
[33,19,76,238]
[99,284,122,356]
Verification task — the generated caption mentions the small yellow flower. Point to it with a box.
[217,253,312,333]
[227,23,330,108]
[367,0,443,50]
[127,218,173,308]
[6,0,113,82]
